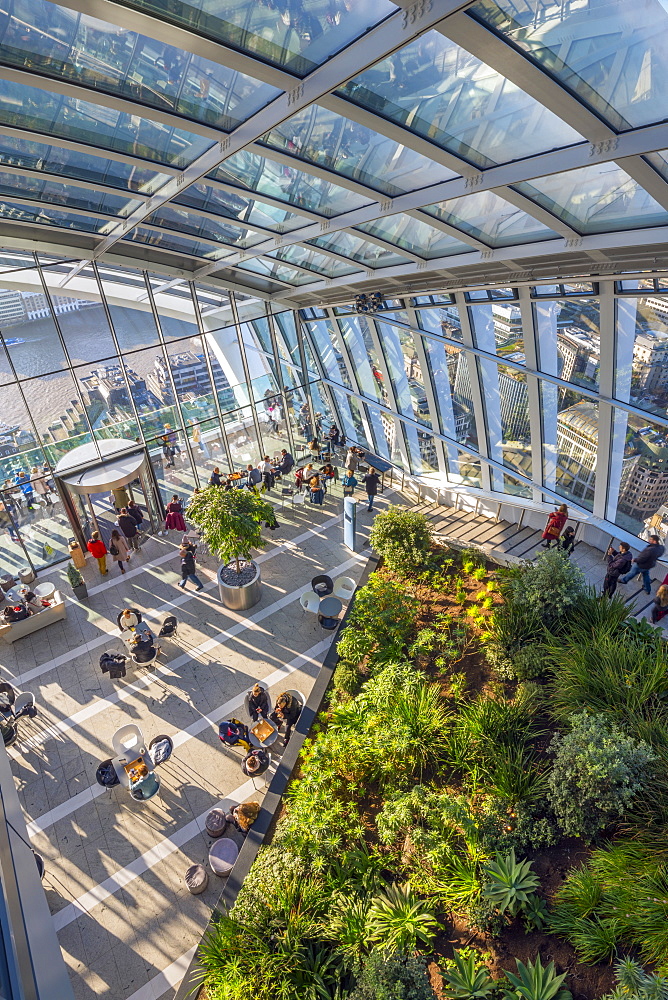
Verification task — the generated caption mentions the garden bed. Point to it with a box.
[195,508,668,1000]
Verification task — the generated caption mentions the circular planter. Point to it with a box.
[217,561,262,611]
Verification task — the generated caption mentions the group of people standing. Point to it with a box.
[86,500,146,576]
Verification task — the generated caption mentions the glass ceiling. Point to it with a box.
[1,0,668,297]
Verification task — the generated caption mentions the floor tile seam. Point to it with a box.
[12,550,365,755]
[25,636,333,837]
[122,945,198,1000]
[8,512,344,689]
[53,778,255,931]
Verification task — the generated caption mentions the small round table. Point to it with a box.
[319,596,342,618]
[248,719,278,749]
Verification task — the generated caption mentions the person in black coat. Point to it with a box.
[558,526,576,555]
[248,684,270,722]
[242,748,270,777]
[362,471,380,512]
[178,545,204,591]
[270,691,301,746]
[117,508,140,550]
[603,542,632,597]
[127,500,144,529]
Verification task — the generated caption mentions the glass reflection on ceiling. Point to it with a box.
[0,170,142,218]
[308,230,411,267]
[174,181,312,233]
[260,104,457,196]
[143,204,267,248]
[123,225,233,260]
[339,30,582,167]
[0,0,280,132]
[265,244,359,278]
[235,256,316,285]
[356,213,474,258]
[423,189,559,246]
[0,198,116,233]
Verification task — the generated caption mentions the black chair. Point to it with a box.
[280,487,294,507]
[148,734,174,766]
[95,758,120,789]
[116,608,143,630]
[318,614,339,631]
[311,574,333,596]
[1,720,17,747]
[158,615,178,638]
[0,683,15,714]
[33,852,44,881]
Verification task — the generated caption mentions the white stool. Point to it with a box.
[34,582,56,600]
[19,567,34,585]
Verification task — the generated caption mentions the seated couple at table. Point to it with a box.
[118,608,160,662]
[249,685,300,746]
[2,590,52,622]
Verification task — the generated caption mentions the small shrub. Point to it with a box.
[369,508,433,576]
[503,956,572,1000]
[603,957,668,1000]
[334,660,363,698]
[482,848,540,917]
[350,951,436,1000]
[547,712,656,841]
[467,894,505,936]
[506,548,586,627]
[366,883,441,952]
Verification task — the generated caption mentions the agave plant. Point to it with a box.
[366,882,441,953]
[483,849,540,917]
[442,950,496,1000]
[326,895,370,959]
[503,956,572,1000]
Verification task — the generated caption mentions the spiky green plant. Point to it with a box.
[366,883,441,953]
[441,950,496,1000]
[503,956,572,1000]
[482,849,540,916]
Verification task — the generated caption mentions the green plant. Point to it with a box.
[336,574,419,668]
[441,950,495,1000]
[334,660,363,698]
[366,883,441,952]
[503,957,572,1000]
[603,957,668,1000]
[472,566,487,581]
[482,848,540,917]
[460,547,486,571]
[467,894,505,935]
[327,895,370,958]
[187,486,275,574]
[547,712,656,840]
[67,562,84,588]
[521,894,549,932]
[369,508,434,576]
[505,548,586,627]
[350,951,436,1000]
[448,672,468,702]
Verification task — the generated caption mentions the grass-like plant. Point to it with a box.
[187,485,275,575]
[366,882,441,952]
[441,950,495,1000]
[503,956,572,1000]
[603,957,668,1000]
[482,848,540,917]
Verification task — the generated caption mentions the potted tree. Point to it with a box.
[187,486,277,611]
[67,562,88,601]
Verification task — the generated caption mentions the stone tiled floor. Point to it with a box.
[3,484,384,1000]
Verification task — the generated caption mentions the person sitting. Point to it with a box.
[651,584,668,624]
[218,718,251,751]
[308,474,324,506]
[270,692,301,746]
[209,467,222,487]
[165,495,187,532]
[558,526,576,555]
[246,464,262,491]
[241,748,270,778]
[118,608,141,633]
[131,634,159,664]
[320,463,335,480]
[22,591,47,613]
[225,801,260,833]
[294,463,313,492]
[258,457,274,491]
[308,438,321,461]
[248,683,270,722]
[274,449,294,475]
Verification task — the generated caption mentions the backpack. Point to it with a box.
[109,541,119,556]
[218,718,250,751]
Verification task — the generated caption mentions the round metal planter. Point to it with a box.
[217,562,262,611]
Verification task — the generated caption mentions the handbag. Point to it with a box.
[109,541,119,556]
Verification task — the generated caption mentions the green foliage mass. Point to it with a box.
[369,507,434,575]
[186,485,275,570]
[349,951,435,1000]
[336,573,419,668]
[547,712,655,841]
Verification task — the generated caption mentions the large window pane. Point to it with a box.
[613,410,668,538]
[223,406,259,469]
[0,281,69,376]
[423,338,477,449]
[417,304,464,344]
[469,300,524,362]
[534,296,600,391]
[545,386,598,510]
[616,295,668,418]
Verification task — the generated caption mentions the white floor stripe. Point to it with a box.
[53,779,255,931]
[15,549,361,758]
[124,945,198,1000]
[26,637,333,838]
[9,513,344,690]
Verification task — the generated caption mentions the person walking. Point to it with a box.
[117,507,140,551]
[30,466,51,509]
[328,423,340,453]
[542,504,569,548]
[165,495,187,533]
[86,530,108,576]
[178,544,204,591]
[345,447,358,473]
[127,500,144,532]
[248,683,270,722]
[603,542,632,597]
[362,469,380,512]
[259,456,274,491]
[620,534,666,594]
[109,528,130,574]
[651,584,668,624]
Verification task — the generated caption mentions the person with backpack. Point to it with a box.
[109,528,130,574]
[178,544,204,591]
[117,507,140,551]
[86,530,108,576]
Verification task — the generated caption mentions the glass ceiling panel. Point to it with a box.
[144,204,267,248]
[471,0,668,132]
[356,213,474,259]
[123,225,233,259]
[0,198,116,233]
[0,81,213,168]
[308,231,411,267]
[266,245,359,278]
[260,104,456,197]
[236,257,314,285]
[338,30,582,167]
[0,170,142,217]
[0,0,280,132]
[422,189,558,247]
[115,0,397,77]
[209,149,372,217]
[174,182,311,233]
[0,134,170,195]
[515,163,668,234]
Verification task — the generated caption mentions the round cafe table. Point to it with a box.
[319,595,342,618]
[248,718,278,749]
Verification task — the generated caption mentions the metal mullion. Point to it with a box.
[144,275,200,483]
[91,261,148,452]
[517,286,544,504]
[188,281,234,472]
[368,314,411,469]
[230,291,264,455]
[595,281,616,521]
[455,291,492,491]
[265,305,296,456]
[327,308,375,447]
[405,303,453,479]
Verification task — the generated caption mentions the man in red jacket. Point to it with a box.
[87,531,108,576]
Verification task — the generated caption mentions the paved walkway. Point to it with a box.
[3,481,383,1000]
[411,499,668,626]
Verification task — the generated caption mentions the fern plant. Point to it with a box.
[366,883,441,953]
[503,956,572,1000]
[441,950,495,1000]
[483,849,540,916]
